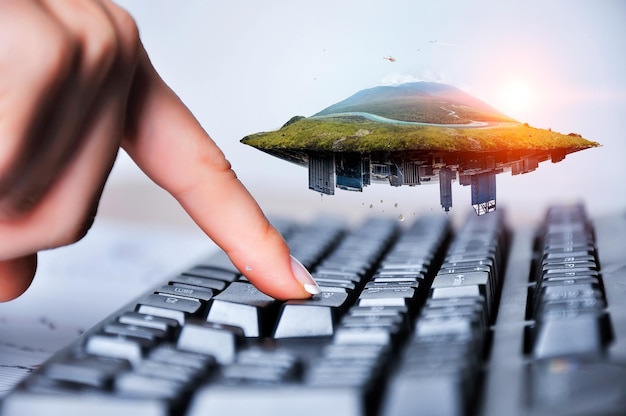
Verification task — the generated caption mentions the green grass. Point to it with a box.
[316,96,515,124]
[241,116,600,153]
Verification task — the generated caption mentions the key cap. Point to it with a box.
[118,312,180,336]
[540,283,602,302]
[183,266,240,282]
[313,271,362,283]
[177,320,244,364]
[381,362,469,416]
[532,310,612,358]
[114,372,185,400]
[103,323,167,342]
[526,358,626,414]
[273,291,349,338]
[333,324,402,346]
[187,385,368,416]
[314,278,357,291]
[155,284,213,302]
[169,275,227,291]
[206,282,278,337]
[149,345,215,371]
[431,279,493,319]
[371,274,423,283]
[219,349,300,384]
[357,286,421,308]
[364,280,420,289]
[135,359,204,383]
[44,354,131,388]
[85,334,154,367]
[137,294,202,317]
[433,271,493,296]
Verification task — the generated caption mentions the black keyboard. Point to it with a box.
[2,204,626,416]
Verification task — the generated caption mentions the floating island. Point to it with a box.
[241,82,599,215]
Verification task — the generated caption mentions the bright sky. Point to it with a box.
[114,0,626,221]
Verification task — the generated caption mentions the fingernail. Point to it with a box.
[290,255,321,295]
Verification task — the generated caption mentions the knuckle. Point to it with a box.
[78,8,119,73]
[108,5,140,60]
[35,25,78,82]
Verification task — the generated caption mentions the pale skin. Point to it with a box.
[0,0,319,302]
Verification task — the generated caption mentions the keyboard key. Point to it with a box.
[333,325,401,346]
[44,354,131,388]
[177,320,244,364]
[114,372,185,400]
[137,305,186,326]
[526,358,626,414]
[187,385,368,416]
[206,282,278,337]
[532,311,612,358]
[118,312,180,335]
[149,345,215,371]
[155,284,214,302]
[85,334,154,367]
[103,323,167,342]
[169,274,227,291]
[381,363,469,416]
[219,349,300,384]
[134,359,203,383]
[183,266,240,282]
[273,291,349,338]
[357,286,421,308]
[137,293,202,315]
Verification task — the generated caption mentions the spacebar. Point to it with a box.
[187,385,363,416]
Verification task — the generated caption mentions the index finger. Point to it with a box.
[121,49,319,300]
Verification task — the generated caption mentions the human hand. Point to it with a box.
[0,0,319,302]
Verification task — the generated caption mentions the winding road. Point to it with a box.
[311,111,498,129]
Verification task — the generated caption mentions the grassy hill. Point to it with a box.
[314,82,516,124]
[242,82,599,153]
[242,115,599,153]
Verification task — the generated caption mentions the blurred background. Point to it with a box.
[104,0,626,227]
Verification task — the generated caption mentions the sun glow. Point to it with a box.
[497,78,538,120]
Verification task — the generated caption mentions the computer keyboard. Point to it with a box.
[2,203,626,416]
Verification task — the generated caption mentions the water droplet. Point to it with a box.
[380,200,384,203]
[394,203,398,208]
[398,214,405,222]
[369,204,374,208]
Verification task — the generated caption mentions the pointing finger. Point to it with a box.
[121,51,319,300]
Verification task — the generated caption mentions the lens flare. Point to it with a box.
[498,79,537,120]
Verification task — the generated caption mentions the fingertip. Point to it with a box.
[224,227,317,301]
[233,255,315,301]
[289,255,321,296]
[0,254,37,302]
